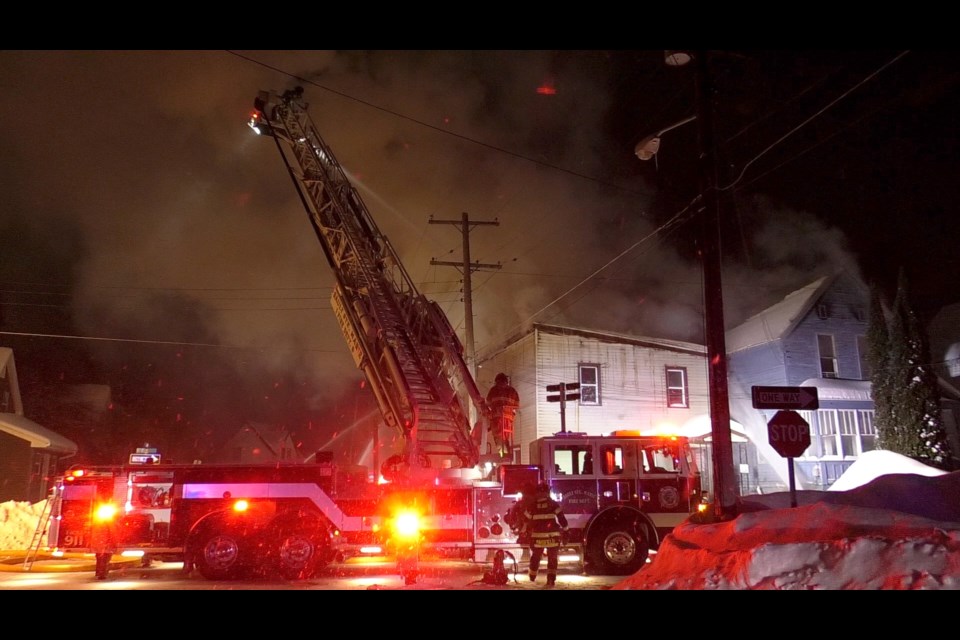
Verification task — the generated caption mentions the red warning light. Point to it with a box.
[536,84,557,95]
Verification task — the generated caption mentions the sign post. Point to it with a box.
[766,410,811,507]
[546,382,581,433]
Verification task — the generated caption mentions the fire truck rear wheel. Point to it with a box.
[277,532,322,580]
[194,531,246,580]
[588,524,649,576]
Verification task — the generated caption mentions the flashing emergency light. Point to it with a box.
[94,503,118,522]
[232,499,250,513]
[393,510,421,539]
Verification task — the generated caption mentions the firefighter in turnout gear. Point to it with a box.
[486,373,519,457]
[524,483,568,586]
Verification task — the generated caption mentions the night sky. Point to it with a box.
[1,50,957,464]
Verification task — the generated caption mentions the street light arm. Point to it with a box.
[634,114,697,161]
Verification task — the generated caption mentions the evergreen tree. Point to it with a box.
[889,270,951,467]
[867,286,896,451]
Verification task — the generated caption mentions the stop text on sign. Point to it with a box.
[766,409,811,458]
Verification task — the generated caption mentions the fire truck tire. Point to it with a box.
[194,530,246,580]
[276,532,323,580]
[587,523,649,576]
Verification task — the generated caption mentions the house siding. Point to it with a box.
[782,278,868,384]
[480,325,708,464]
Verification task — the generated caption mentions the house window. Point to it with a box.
[665,366,688,408]
[817,334,838,379]
[856,335,871,380]
[817,411,840,457]
[798,411,817,457]
[858,410,876,453]
[838,410,857,458]
[579,363,601,405]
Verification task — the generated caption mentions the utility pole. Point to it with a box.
[429,212,501,382]
[694,50,738,520]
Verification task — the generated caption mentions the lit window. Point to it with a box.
[665,367,688,408]
[578,364,601,406]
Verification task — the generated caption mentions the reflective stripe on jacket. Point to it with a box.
[524,496,568,548]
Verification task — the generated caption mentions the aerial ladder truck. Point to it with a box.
[249,86,495,483]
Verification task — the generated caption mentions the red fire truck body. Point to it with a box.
[47,432,702,579]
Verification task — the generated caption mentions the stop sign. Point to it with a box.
[767,410,811,458]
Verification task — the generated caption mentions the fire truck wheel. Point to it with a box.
[194,530,246,580]
[276,532,322,580]
[587,523,649,576]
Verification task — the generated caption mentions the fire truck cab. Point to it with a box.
[473,431,704,575]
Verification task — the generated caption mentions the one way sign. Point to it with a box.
[751,385,819,411]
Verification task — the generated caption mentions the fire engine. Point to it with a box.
[45,431,702,578]
[36,88,706,579]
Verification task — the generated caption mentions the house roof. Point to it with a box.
[0,412,78,455]
[527,323,706,357]
[725,275,836,354]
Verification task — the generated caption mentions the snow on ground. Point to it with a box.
[617,452,960,590]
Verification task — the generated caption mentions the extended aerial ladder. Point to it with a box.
[249,87,489,479]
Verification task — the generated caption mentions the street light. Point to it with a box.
[636,50,738,521]
[634,114,696,161]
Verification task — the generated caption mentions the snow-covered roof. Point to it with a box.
[0,413,77,455]
[725,275,835,354]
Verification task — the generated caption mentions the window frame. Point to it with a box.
[665,366,689,408]
[817,333,838,379]
[578,363,601,406]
